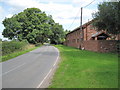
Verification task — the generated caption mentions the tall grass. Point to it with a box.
[2,41,29,56]
[1,40,38,62]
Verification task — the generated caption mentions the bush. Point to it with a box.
[35,43,41,47]
[2,41,28,56]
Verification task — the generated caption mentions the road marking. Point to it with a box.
[36,68,52,88]
[1,63,25,76]
[53,47,59,67]
[37,46,59,88]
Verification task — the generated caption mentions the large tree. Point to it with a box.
[50,23,65,44]
[92,2,120,35]
[2,8,65,44]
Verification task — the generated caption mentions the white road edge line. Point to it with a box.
[37,46,59,88]
[1,63,26,76]
[53,47,59,67]
[36,68,52,88]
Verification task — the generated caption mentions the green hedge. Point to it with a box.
[2,41,28,56]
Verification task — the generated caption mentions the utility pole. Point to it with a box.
[80,7,84,41]
[79,7,82,49]
[80,7,84,49]
[79,0,95,49]
[80,7,83,41]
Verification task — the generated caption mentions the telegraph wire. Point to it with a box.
[83,0,96,8]
[67,0,96,30]
[67,8,81,30]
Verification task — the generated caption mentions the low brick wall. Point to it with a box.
[83,40,99,52]
[64,40,81,48]
[64,40,118,53]
[83,40,118,53]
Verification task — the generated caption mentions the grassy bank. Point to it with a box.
[1,46,38,62]
[1,41,40,62]
[2,41,29,56]
[49,45,118,88]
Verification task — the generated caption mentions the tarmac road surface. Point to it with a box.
[1,45,59,88]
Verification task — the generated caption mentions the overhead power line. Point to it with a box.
[67,0,96,30]
[67,8,81,30]
[83,0,96,8]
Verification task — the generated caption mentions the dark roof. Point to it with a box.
[91,31,111,37]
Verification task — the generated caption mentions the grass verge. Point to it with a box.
[1,46,39,62]
[49,45,118,88]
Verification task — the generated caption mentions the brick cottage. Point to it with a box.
[64,20,119,53]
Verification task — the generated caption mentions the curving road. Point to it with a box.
[2,45,59,88]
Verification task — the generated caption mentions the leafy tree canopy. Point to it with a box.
[2,8,65,44]
[92,2,120,35]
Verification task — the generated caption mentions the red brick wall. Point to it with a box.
[83,40,117,52]
[83,40,99,52]
[83,24,97,40]
[64,21,118,52]
[66,29,81,48]
[65,24,97,48]
[98,40,117,52]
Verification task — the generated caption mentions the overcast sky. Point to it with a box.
[0,0,104,40]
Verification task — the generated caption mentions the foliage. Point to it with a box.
[92,2,120,35]
[35,43,42,47]
[49,45,118,88]
[2,41,29,56]
[65,29,70,35]
[2,46,37,62]
[2,8,65,44]
[50,23,65,44]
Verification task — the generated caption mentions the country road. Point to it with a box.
[1,45,59,88]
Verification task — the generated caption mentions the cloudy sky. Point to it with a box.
[0,0,104,40]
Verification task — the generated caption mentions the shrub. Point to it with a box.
[35,43,41,47]
[2,41,28,56]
